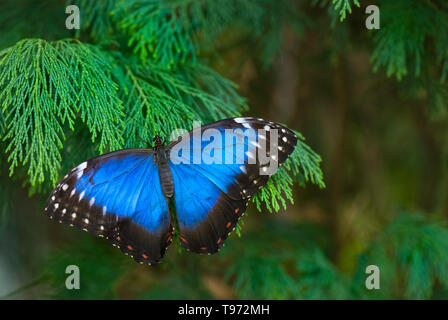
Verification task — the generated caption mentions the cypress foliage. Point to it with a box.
[1,0,448,300]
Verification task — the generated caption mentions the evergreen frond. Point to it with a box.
[357,213,448,299]
[295,247,354,299]
[314,0,360,22]
[72,0,119,42]
[252,130,325,213]
[370,0,448,81]
[252,169,294,213]
[331,0,360,22]
[2,0,448,302]
[287,131,326,188]
[104,52,248,147]
[146,62,247,121]
[0,39,123,185]
[224,222,348,299]
[117,61,201,147]
[113,0,264,67]
[115,0,202,67]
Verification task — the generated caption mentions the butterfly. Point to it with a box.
[45,117,298,265]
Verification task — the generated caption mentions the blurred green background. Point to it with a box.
[1,0,448,299]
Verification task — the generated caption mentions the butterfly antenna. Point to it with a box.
[138,136,152,147]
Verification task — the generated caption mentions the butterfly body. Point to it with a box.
[45,117,298,265]
[155,146,175,198]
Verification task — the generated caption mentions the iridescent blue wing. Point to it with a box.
[45,149,173,265]
[168,117,297,253]
[169,162,247,254]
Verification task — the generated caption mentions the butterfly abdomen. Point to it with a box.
[156,148,174,198]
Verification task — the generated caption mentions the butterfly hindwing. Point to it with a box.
[45,149,173,265]
[169,162,247,253]
[168,117,297,253]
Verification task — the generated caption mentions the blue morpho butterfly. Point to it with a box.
[45,117,298,265]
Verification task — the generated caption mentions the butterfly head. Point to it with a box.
[153,135,164,149]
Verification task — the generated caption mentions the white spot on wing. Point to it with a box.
[62,184,68,191]
[76,161,87,171]
[89,197,95,206]
[79,191,85,201]
[234,117,246,124]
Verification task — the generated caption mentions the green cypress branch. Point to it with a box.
[357,213,448,299]
[252,130,325,213]
[313,0,360,22]
[370,0,448,81]
[332,0,360,22]
[0,39,123,185]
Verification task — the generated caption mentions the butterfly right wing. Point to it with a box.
[168,117,298,254]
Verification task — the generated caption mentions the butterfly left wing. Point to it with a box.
[45,149,173,265]
[168,117,297,253]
